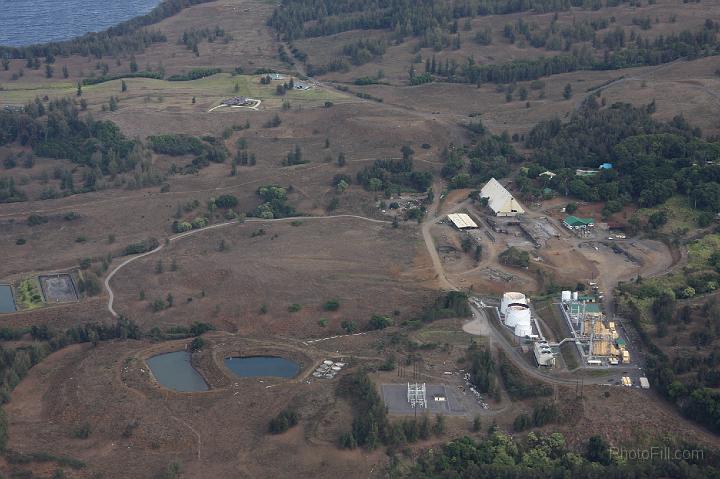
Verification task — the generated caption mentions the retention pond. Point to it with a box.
[147,351,208,392]
[0,285,16,313]
[224,356,300,378]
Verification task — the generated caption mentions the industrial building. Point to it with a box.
[559,291,630,365]
[534,340,556,367]
[563,216,595,231]
[479,178,525,217]
[447,213,478,230]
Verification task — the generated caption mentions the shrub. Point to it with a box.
[323,299,340,311]
[341,320,357,333]
[368,314,392,330]
[499,247,530,268]
[27,214,48,226]
[214,194,238,209]
[190,337,205,352]
[269,409,299,434]
[71,423,91,439]
[288,303,302,313]
[147,134,206,156]
[173,221,192,233]
[78,274,101,296]
[123,238,159,255]
[191,217,208,229]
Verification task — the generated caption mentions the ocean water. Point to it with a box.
[0,0,161,47]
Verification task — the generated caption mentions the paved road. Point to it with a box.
[104,214,390,317]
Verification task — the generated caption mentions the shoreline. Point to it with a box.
[0,0,217,54]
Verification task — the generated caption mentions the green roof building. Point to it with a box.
[564,215,595,230]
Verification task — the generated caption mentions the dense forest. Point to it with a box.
[268,0,626,41]
[403,431,718,478]
[628,300,720,434]
[516,101,720,211]
[441,128,520,189]
[269,0,720,86]
[449,22,720,84]
[0,0,217,59]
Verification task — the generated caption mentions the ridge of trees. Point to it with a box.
[269,0,604,42]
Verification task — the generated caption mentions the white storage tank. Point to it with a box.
[514,323,532,337]
[501,292,527,315]
[572,291,579,301]
[506,305,530,328]
[561,290,572,302]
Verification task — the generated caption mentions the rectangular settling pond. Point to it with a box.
[0,285,16,313]
[224,356,300,378]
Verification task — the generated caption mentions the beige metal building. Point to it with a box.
[479,178,525,216]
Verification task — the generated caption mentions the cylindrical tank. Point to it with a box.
[561,290,572,302]
[572,291,579,301]
[505,305,530,328]
[514,323,533,337]
[501,292,527,315]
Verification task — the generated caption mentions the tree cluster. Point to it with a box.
[525,102,720,211]
[356,157,432,195]
[404,431,718,478]
[253,185,297,219]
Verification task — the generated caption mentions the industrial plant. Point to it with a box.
[559,290,630,366]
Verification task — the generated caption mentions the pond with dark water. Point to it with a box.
[147,351,208,392]
[224,356,300,378]
[0,285,16,313]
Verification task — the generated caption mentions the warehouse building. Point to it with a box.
[479,178,525,217]
[447,213,478,230]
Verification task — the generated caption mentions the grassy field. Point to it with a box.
[0,73,354,110]
[635,195,701,234]
[15,278,43,311]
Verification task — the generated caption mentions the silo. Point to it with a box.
[561,290,572,302]
[506,304,530,328]
[501,292,527,315]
